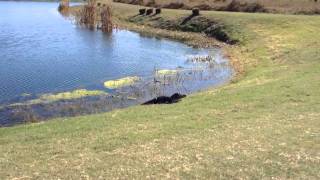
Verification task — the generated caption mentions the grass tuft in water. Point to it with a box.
[104,76,140,89]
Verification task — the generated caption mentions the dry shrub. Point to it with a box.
[101,5,113,32]
[77,0,97,29]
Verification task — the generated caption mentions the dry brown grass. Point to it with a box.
[113,0,320,14]
[101,5,113,32]
[76,0,97,29]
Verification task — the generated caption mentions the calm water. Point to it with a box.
[0,2,232,126]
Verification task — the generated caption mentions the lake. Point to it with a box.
[0,2,233,126]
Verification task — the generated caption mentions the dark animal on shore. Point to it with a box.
[146,8,154,15]
[181,8,200,25]
[155,8,161,14]
[139,8,146,15]
[222,0,266,13]
[142,93,186,105]
[58,0,69,13]
[192,8,200,16]
[77,0,97,29]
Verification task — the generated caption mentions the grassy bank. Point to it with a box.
[114,0,320,14]
[1,2,320,179]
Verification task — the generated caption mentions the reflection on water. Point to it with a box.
[0,2,233,126]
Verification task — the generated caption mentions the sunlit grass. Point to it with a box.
[0,2,319,179]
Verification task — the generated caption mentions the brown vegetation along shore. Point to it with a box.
[113,0,320,14]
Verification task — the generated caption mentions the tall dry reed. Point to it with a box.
[77,0,97,29]
[100,5,113,33]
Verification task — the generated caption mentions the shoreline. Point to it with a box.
[69,3,244,77]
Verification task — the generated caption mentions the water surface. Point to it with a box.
[0,2,233,126]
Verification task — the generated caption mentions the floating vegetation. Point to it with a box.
[21,93,32,97]
[104,76,140,89]
[12,89,108,106]
[38,89,107,102]
[187,55,215,63]
[156,69,179,76]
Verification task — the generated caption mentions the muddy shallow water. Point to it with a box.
[0,2,233,126]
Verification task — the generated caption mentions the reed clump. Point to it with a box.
[100,5,113,33]
[77,0,97,29]
[75,0,114,32]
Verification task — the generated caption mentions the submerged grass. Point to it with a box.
[0,2,320,179]
[11,89,108,106]
[104,76,140,89]
[37,89,107,102]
